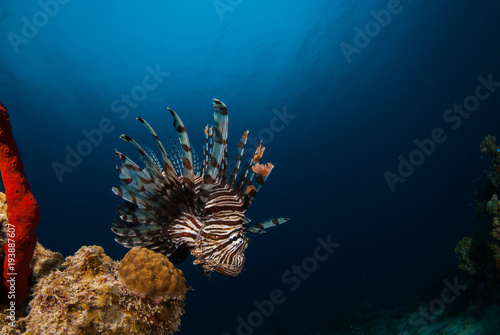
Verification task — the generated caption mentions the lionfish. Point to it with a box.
[112,99,289,277]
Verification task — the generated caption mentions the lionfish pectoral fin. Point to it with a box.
[245,218,290,234]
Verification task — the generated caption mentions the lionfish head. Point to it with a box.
[195,224,250,277]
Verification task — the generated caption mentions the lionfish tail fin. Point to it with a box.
[246,218,290,234]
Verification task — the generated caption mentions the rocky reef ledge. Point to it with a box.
[0,193,187,335]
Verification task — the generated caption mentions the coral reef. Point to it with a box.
[0,198,187,334]
[454,201,497,283]
[486,194,500,216]
[29,244,64,280]
[0,192,8,261]
[0,103,189,333]
[455,134,500,289]
[454,237,476,277]
[480,134,500,188]
[24,245,186,335]
[118,247,187,297]
[0,242,65,334]
[0,103,40,305]
[0,192,7,213]
[480,134,500,159]
[0,104,188,333]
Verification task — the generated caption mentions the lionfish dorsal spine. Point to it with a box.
[117,135,168,186]
[233,141,262,193]
[114,160,161,199]
[117,135,176,193]
[244,162,274,209]
[220,130,228,184]
[168,107,197,202]
[228,130,249,189]
[201,125,212,176]
[165,140,184,177]
[196,99,228,212]
[136,117,177,178]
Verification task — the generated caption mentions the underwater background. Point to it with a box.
[1,0,500,334]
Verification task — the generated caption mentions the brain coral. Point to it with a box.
[118,247,187,297]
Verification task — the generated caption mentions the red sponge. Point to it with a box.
[0,103,39,305]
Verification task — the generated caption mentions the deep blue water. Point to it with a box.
[1,0,500,334]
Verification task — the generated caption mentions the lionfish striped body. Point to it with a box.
[112,99,289,277]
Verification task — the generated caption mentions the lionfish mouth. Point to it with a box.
[111,99,290,277]
[197,253,245,277]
